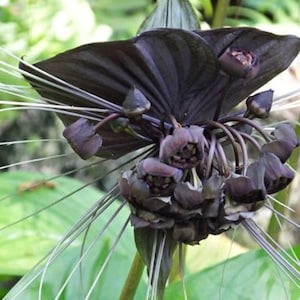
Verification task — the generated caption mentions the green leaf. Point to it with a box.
[139,0,199,32]
[165,246,300,300]
[0,171,138,299]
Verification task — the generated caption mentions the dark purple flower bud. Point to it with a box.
[219,47,259,79]
[122,86,151,116]
[159,126,205,169]
[262,140,295,164]
[136,158,183,196]
[63,118,102,160]
[226,162,266,204]
[245,90,273,119]
[225,175,256,203]
[263,124,299,163]
[273,123,299,147]
[261,152,294,194]
[174,182,203,209]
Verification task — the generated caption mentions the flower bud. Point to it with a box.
[263,124,299,163]
[63,118,102,160]
[122,86,151,116]
[261,152,294,194]
[245,90,273,119]
[273,123,299,147]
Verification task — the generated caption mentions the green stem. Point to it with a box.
[211,0,230,28]
[119,252,145,300]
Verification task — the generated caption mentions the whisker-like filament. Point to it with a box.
[0,138,65,146]
[0,105,103,122]
[19,62,123,112]
[151,232,166,300]
[52,200,127,299]
[265,199,300,267]
[265,202,300,230]
[0,158,107,203]
[272,88,300,108]
[242,219,300,285]
[0,174,103,232]
[178,244,187,300]
[7,187,121,299]
[146,230,158,300]
[0,100,109,114]
[0,153,73,171]
[83,213,130,300]
[268,195,296,213]
[0,145,153,232]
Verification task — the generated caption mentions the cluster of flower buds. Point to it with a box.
[120,91,298,245]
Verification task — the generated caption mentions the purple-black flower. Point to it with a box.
[19,26,300,298]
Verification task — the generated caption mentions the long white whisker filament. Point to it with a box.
[38,188,120,299]
[248,215,300,267]
[0,158,107,203]
[1,53,123,112]
[0,100,109,113]
[0,138,64,146]
[151,232,166,300]
[0,153,73,171]
[265,203,300,229]
[0,171,116,232]
[20,61,123,112]
[146,230,158,300]
[273,88,300,105]
[273,102,300,111]
[265,200,300,264]
[218,228,238,300]
[83,213,130,300]
[9,187,119,300]
[268,195,296,213]
[54,200,127,299]
[0,52,117,111]
[242,219,300,284]
[0,105,103,122]
[178,243,187,300]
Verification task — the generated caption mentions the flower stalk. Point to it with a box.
[211,0,230,28]
[119,252,145,300]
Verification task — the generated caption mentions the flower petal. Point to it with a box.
[20,29,219,124]
[195,27,300,115]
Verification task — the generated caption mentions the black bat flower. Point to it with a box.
[19,27,300,298]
